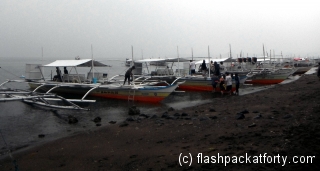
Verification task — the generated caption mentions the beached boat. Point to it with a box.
[133,57,245,92]
[29,81,179,103]
[25,59,180,103]
[245,68,295,84]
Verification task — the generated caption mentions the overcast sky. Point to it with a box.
[1,0,319,60]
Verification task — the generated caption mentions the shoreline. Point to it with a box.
[1,74,320,170]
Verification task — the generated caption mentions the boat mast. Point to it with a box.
[177,46,180,76]
[208,46,210,76]
[41,47,45,81]
[91,44,94,79]
[191,48,193,61]
[131,46,135,82]
[131,46,134,67]
[41,47,43,65]
[229,44,232,59]
[263,44,265,63]
[270,49,271,64]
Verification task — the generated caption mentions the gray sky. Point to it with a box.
[1,0,319,60]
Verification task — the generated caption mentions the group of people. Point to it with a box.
[211,72,240,95]
[189,60,224,77]
[53,67,68,82]
[189,60,240,95]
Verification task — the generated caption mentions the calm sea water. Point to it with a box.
[0,57,214,157]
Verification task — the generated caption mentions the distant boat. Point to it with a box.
[125,58,131,67]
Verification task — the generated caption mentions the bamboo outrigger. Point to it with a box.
[0,80,94,110]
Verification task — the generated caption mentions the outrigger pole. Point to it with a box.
[131,45,135,85]
[192,48,193,61]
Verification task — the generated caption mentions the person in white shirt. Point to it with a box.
[225,72,233,95]
[220,62,225,71]
[189,60,196,76]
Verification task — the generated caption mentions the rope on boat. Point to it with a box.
[0,67,21,79]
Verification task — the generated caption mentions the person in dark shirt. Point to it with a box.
[211,73,219,93]
[201,60,207,76]
[123,66,135,85]
[55,67,62,82]
[214,61,220,76]
[64,67,68,74]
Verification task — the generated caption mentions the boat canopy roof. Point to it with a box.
[43,59,109,67]
[195,57,230,64]
[164,58,190,62]
[134,57,190,63]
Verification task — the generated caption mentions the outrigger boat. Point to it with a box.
[125,58,132,67]
[24,59,180,103]
[245,67,296,84]
[132,57,245,92]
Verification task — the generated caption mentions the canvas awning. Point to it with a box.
[134,57,190,63]
[43,59,110,67]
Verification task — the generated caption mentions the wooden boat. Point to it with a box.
[133,57,245,92]
[25,59,179,103]
[177,76,242,92]
[28,81,179,103]
[245,68,295,84]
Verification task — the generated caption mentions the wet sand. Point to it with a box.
[1,74,320,171]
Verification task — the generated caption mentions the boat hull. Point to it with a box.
[292,66,312,75]
[136,75,247,92]
[178,77,237,92]
[28,82,177,103]
[245,73,290,84]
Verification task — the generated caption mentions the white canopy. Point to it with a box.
[44,59,109,67]
[134,58,165,63]
[164,58,190,62]
[134,57,190,63]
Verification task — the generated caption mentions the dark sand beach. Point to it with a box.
[1,74,320,171]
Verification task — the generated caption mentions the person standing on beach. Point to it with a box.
[123,66,135,85]
[214,61,220,76]
[201,60,207,76]
[225,72,232,95]
[220,62,225,72]
[211,73,219,93]
[189,60,196,76]
[317,62,320,80]
[219,74,225,94]
[210,61,215,74]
